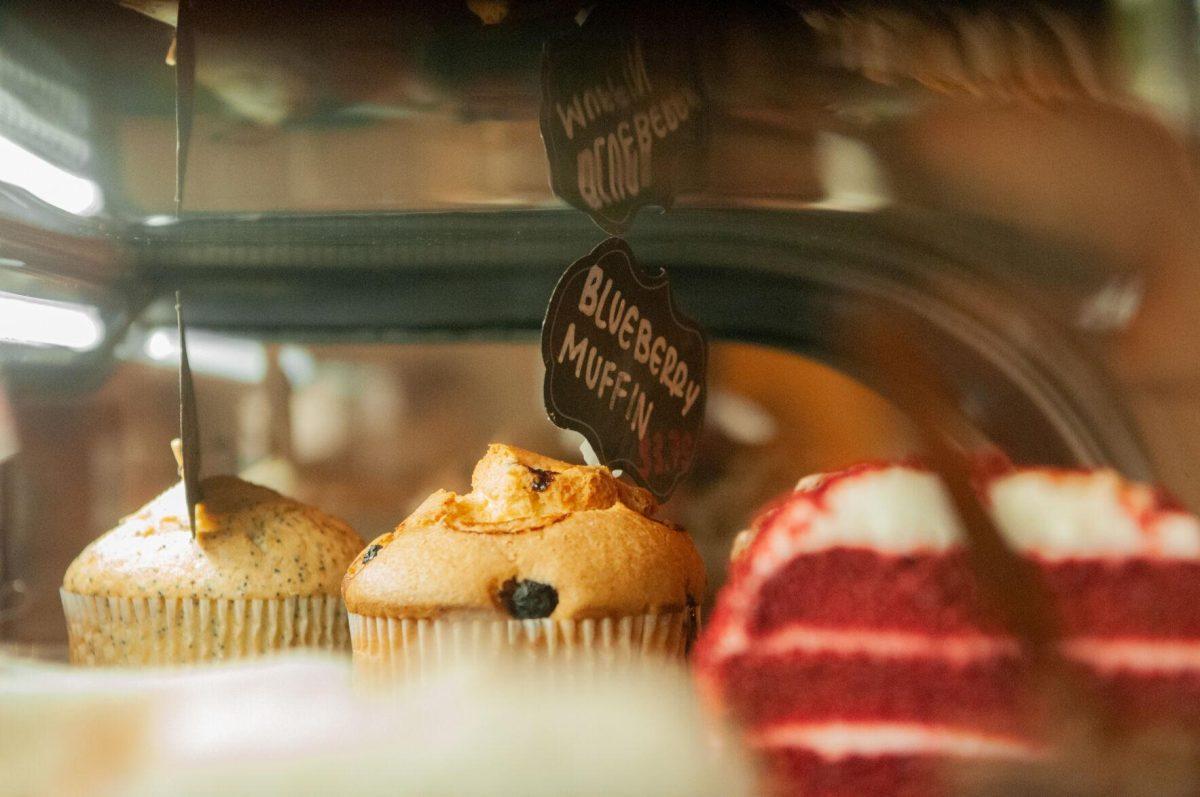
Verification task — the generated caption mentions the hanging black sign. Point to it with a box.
[176,292,203,537]
[539,6,703,235]
[542,238,707,500]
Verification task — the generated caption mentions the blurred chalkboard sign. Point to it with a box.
[540,6,703,235]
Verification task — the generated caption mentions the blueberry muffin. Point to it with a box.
[342,443,706,677]
[62,475,362,666]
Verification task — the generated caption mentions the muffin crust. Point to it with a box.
[343,444,706,620]
[63,476,362,600]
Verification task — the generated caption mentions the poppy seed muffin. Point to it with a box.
[61,475,363,666]
[343,443,706,677]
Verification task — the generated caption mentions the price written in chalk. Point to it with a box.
[542,238,707,500]
[637,429,697,486]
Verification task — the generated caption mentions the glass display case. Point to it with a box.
[2,2,1199,795]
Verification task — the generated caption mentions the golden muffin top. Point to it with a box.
[343,444,706,621]
[64,475,362,600]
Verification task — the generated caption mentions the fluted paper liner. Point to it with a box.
[60,590,350,666]
[348,609,698,681]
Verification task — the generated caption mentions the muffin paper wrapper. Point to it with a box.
[60,590,350,666]
[347,609,698,681]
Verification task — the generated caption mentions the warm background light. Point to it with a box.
[0,135,102,216]
[0,293,104,351]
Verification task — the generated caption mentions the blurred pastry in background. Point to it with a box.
[342,443,705,678]
[61,452,363,666]
[695,462,1200,796]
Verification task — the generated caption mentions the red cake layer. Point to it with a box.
[717,651,1024,735]
[759,747,1055,797]
[713,644,1200,736]
[1087,667,1200,729]
[760,749,945,797]
[750,548,993,636]
[751,548,1200,640]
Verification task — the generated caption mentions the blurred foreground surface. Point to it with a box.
[0,651,752,797]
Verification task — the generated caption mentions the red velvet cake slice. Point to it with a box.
[694,464,1200,796]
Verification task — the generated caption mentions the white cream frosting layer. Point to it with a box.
[775,466,1200,560]
[753,721,1039,761]
[746,624,1200,674]
[752,625,1018,664]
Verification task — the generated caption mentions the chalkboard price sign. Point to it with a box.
[540,6,703,235]
[542,238,707,500]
